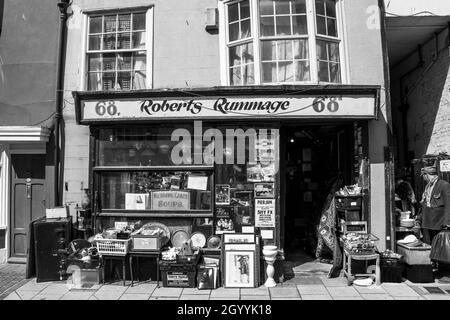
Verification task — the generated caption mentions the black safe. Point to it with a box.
[33,217,72,282]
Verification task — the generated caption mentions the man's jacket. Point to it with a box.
[418,179,450,230]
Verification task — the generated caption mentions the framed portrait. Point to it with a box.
[215,184,231,205]
[254,183,275,198]
[224,251,255,288]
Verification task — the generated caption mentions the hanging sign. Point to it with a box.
[78,94,377,123]
[440,160,450,172]
[255,199,276,228]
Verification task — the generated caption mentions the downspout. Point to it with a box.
[55,0,70,206]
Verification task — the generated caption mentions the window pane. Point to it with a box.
[329,63,340,83]
[229,22,239,41]
[243,63,254,84]
[133,71,146,89]
[88,73,102,91]
[89,17,102,34]
[133,51,147,70]
[315,0,325,15]
[318,61,329,82]
[133,13,146,30]
[328,42,340,62]
[293,0,307,14]
[118,14,131,31]
[293,39,309,60]
[295,61,310,81]
[103,54,116,71]
[277,61,294,82]
[259,0,274,15]
[229,46,241,67]
[102,72,116,91]
[262,62,277,82]
[228,3,239,22]
[241,19,251,39]
[261,41,276,61]
[316,15,326,35]
[260,17,275,36]
[327,18,337,37]
[276,16,291,35]
[277,40,293,61]
[132,32,146,49]
[104,15,117,33]
[117,32,131,49]
[316,40,327,61]
[118,53,132,70]
[293,15,307,35]
[230,66,241,85]
[118,72,131,90]
[88,54,102,72]
[325,0,336,18]
[275,1,290,14]
[240,0,251,19]
[89,35,102,51]
[242,43,254,63]
[103,34,116,50]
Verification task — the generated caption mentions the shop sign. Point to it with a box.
[255,199,276,228]
[80,95,377,122]
[440,160,450,172]
[151,191,190,211]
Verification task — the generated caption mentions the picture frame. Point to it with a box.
[223,233,256,244]
[254,183,275,198]
[224,250,255,288]
[215,184,231,205]
[215,206,234,217]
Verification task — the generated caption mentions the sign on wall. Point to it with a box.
[440,160,450,172]
[255,199,275,228]
[151,191,190,211]
[79,94,377,122]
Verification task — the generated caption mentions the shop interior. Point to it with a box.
[282,122,356,268]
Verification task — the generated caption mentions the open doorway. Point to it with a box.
[282,122,355,270]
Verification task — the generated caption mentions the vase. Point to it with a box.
[81,188,91,210]
[262,245,278,288]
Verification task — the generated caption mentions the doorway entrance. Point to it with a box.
[282,122,355,271]
[9,154,46,262]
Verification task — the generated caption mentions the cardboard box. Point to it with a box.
[46,206,70,219]
[125,193,149,210]
[132,235,162,251]
[397,242,431,265]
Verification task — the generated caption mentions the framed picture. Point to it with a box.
[254,183,275,198]
[234,206,253,225]
[233,191,253,207]
[215,184,231,205]
[224,250,255,288]
[215,206,234,217]
[223,233,256,244]
[216,217,235,234]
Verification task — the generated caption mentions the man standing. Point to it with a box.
[414,166,450,244]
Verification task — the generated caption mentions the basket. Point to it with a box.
[96,238,131,256]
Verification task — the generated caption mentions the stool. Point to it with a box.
[100,254,128,286]
[343,250,380,286]
[129,250,160,287]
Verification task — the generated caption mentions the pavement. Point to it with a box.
[2,274,450,300]
[0,263,27,300]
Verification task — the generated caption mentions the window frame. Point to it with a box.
[219,0,347,85]
[81,6,154,91]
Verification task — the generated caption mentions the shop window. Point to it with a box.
[86,9,152,91]
[222,0,342,85]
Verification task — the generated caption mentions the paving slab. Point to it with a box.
[125,283,157,294]
[3,292,21,300]
[32,293,63,300]
[149,296,179,300]
[151,287,183,298]
[60,291,94,300]
[16,290,39,300]
[209,288,240,299]
[270,297,302,300]
[333,296,364,300]
[360,294,394,300]
[423,295,450,300]
[393,296,425,300]
[240,287,269,296]
[408,286,428,295]
[301,294,332,300]
[16,280,49,292]
[319,276,348,287]
[297,285,328,295]
[240,295,270,300]
[285,276,323,285]
[353,285,387,294]
[327,286,360,297]
[183,288,211,295]
[269,287,300,298]
[180,295,210,300]
[381,283,420,297]
[93,291,124,300]
[119,293,151,300]
[39,283,72,295]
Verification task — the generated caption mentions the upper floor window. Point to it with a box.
[86,9,152,91]
[223,0,343,85]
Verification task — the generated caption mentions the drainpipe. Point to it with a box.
[55,0,70,206]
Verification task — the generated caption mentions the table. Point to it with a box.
[343,250,380,286]
[100,254,129,286]
[129,250,160,287]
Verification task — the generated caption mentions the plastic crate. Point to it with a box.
[404,264,434,283]
[96,239,131,256]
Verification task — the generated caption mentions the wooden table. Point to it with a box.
[100,254,129,286]
[128,250,160,287]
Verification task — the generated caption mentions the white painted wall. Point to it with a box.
[385,0,450,16]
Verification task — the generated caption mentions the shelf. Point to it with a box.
[93,165,214,172]
[96,211,214,218]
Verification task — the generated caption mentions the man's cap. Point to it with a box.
[421,166,437,175]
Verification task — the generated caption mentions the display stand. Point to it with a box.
[129,250,160,287]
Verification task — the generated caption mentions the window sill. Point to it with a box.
[96,210,213,218]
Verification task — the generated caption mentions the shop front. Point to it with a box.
[73,85,381,286]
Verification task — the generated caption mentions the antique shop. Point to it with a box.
[57,85,385,288]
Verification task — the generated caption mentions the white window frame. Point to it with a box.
[219,0,348,86]
[81,6,154,91]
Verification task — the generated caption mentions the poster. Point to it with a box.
[255,199,275,228]
[440,160,450,172]
[187,175,208,190]
[150,191,190,211]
